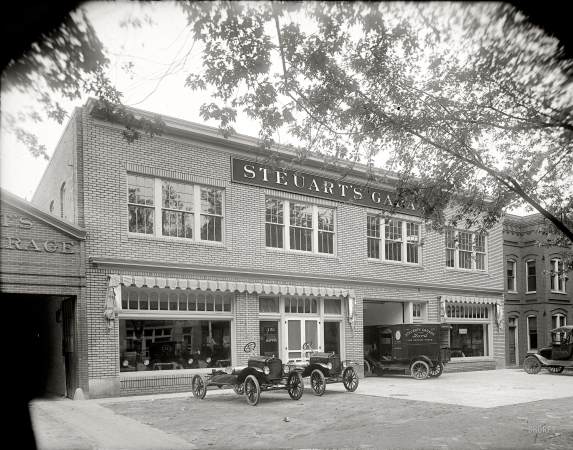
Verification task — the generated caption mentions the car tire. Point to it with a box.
[429,362,444,378]
[342,367,359,392]
[547,366,564,374]
[287,372,304,400]
[523,357,542,374]
[245,375,260,406]
[192,374,207,399]
[411,361,430,380]
[233,383,245,395]
[310,369,326,396]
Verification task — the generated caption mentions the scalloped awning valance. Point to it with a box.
[441,295,501,305]
[108,274,355,298]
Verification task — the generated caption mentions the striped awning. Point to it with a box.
[441,295,501,305]
[108,274,355,298]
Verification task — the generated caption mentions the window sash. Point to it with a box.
[445,230,487,271]
[507,261,516,291]
[527,261,536,292]
[550,260,565,292]
[368,216,420,264]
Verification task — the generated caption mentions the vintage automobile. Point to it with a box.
[192,342,304,406]
[523,325,573,374]
[364,323,451,380]
[147,341,197,370]
[287,342,359,396]
[120,350,150,372]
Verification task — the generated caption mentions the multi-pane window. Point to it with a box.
[128,174,224,242]
[265,197,335,255]
[526,260,536,292]
[550,259,566,293]
[367,215,420,264]
[444,229,487,272]
[162,181,193,239]
[507,260,517,292]
[128,175,154,234]
[265,198,284,248]
[552,313,567,329]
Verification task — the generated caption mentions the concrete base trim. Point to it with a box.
[89,378,120,398]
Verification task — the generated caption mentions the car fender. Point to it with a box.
[236,367,264,383]
[409,355,433,367]
[301,363,330,378]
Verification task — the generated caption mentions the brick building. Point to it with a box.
[503,214,572,366]
[4,98,506,399]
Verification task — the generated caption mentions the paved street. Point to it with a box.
[30,368,573,450]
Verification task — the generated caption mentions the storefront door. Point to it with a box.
[286,319,319,361]
[62,297,78,399]
[508,317,517,365]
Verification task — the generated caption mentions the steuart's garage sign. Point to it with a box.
[231,157,420,215]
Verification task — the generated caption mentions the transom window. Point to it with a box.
[128,174,224,242]
[122,288,233,313]
[445,229,487,272]
[265,197,336,254]
[447,304,489,319]
[367,216,420,264]
[550,259,566,293]
[507,260,517,292]
[285,296,319,314]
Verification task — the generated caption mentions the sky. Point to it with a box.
[0,2,537,215]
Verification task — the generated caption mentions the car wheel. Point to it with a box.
[547,366,564,374]
[429,362,444,378]
[310,369,326,396]
[523,357,542,374]
[287,372,304,400]
[233,383,245,395]
[411,361,430,380]
[192,374,207,399]
[364,360,371,377]
[244,375,260,406]
[342,367,359,392]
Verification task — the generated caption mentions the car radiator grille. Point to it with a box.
[268,360,283,379]
[331,356,341,373]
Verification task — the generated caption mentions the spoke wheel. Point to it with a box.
[547,366,564,374]
[244,375,260,406]
[342,367,359,392]
[364,360,371,377]
[524,357,542,374]
[287,372,304,400]
[192,374,207,399]
[233,383,245,395]
[429,362,444,378]
[310,369,326,396]
[411,361,430,380]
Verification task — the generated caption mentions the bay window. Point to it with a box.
[128,174,224,242]
[367,215,420,264]
[265,197,336,255]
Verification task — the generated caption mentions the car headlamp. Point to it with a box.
[122,360,129,367]
[188,358,193,364]
[263,366,270,375]
[225,366,234,375]
[342,361,347,368]
[283,364,289,374]
[327,362,332,370]
[206,357,212,364]
[143,359,149,366]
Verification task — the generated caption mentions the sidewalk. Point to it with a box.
[29,368,573,450]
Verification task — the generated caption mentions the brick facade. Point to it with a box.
[503,214,572,366]
[27,98,506,398]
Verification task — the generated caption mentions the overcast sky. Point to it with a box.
[0,2,533,215]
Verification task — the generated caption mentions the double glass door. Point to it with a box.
[287,319,319,361]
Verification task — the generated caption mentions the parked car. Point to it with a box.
[524,325,573,374]
[120,350,150,372]
[192,342,304,406]
[147,341,196,370]
[287,342,358,396]
[364,323,451,380]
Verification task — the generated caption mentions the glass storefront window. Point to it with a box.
[324,322,340,354]
[260,321,279,357]
[119,319,231,372]
[449,324,489,357]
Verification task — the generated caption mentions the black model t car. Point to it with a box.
[364,323,451,380]
[192,342,304,406]
[288,342,359,396]
[524,325,573,374]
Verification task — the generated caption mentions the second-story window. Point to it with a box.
[265,197,335,255]
[550,259,566,293]
[128,174,223,242]
[507,260,517,292]
[526,260,536,293]
[444,229,487,272]
[367,215,420,264]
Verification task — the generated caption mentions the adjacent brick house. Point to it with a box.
[19,98,505,398]
[503,214,572,366]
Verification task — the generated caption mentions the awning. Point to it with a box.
[108,274,355,298]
